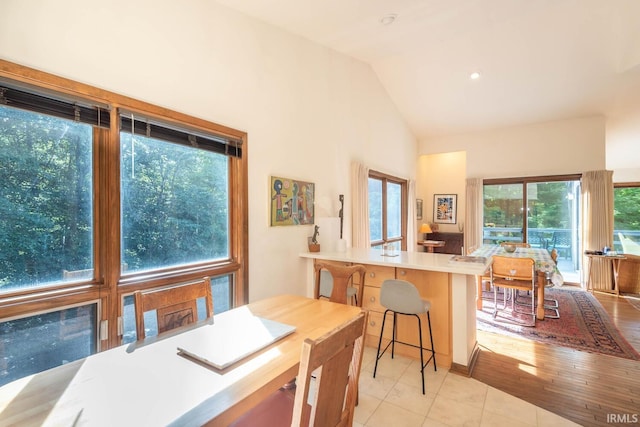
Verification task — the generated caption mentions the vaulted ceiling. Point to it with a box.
[216,0,640,138]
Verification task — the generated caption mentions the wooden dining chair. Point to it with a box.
[490,256,536,326]
[230,310,368,427]
[133,277,213,340]
[314,262,366,306]
[515,247,560,319]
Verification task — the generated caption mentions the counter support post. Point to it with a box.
[450,273,479,375]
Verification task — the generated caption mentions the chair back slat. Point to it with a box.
[292,310,367,427]
[314,262,366,306]
[491,256,535,280]
[134,277,213,340]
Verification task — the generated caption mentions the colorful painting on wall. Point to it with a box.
[434,194,457,224]
[270,176,315,226]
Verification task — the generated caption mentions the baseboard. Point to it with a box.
[449,341,479,377]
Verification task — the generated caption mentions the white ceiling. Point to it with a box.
[215,0,640,138]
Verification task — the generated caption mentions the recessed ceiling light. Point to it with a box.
[380,14,397,25]
[470,72,481,80]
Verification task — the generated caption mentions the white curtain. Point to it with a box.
[464,178,484,254]
[581,170,614,290]
[351,162,370,249]
[407,179,417,251]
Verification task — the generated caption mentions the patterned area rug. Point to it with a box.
[477,288,640,360]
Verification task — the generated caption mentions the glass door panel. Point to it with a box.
[368,178,383,247]
[526,181,580,283]
[387,182,402,239]
[483,184,524,244]
[483,179,581,283]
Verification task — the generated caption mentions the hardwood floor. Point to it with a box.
[472,289,640,427]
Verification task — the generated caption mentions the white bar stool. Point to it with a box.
[372,279,437,394]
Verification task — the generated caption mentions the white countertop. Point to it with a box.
[300,248,490,276]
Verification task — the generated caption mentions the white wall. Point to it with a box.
[417,116,607,230]
[417,111,640,225]
[606,108,640,183]
[0,0,416,301]
[420,116,606,179]
[416,152,466,237]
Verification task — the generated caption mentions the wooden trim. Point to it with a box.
[118,262,241,290]
[449,341,480,377]
[483,174,582,245]
[614,181,640,188]
[368,170,408,250]
[0,285,102,320]
[0,60,246,142]
[232,133,249,305]
[0,59,248,350]
[484,173,582,185]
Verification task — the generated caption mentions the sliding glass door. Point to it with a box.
[484,176,581,283]
[483,184,524,243]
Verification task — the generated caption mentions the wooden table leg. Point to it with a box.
[536,271,545,320]
[536,283,545,320]
[476,275,483,310]
[612,258,621,296]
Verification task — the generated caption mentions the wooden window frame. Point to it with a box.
[368,170,407,250]
[483,174,581,242]
[0,59,249,350]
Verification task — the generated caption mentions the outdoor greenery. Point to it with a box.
[368,178,382,242]
[483,182,576,229]
[0,105,230,292]
[0,94,235,389]
[120,133,229,273]
[368,177,402,247]
[0,107,93,290]
[614,187,640,232]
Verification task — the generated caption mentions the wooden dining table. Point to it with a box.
[0,295,362,427]
[471,245,559,320]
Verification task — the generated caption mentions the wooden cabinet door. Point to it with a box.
[361,265,395,288]
[394,268,451,360]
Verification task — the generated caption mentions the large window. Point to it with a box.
[120,120,231,273]
[0,102,95,291]
[368,171,407,251]
[1,303,97,386]
[0,61,248,386]
[614,183,640,255]
[483,175,581,283]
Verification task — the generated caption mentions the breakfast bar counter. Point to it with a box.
[300,248,490,375]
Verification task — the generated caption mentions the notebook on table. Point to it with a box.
[176,308,296,370]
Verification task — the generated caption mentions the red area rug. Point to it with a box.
[477,288,640,360]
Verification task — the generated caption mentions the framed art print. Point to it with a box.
[434,194,457,224]
[270,176,315,226]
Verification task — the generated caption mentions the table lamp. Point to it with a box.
[419,223,432,240]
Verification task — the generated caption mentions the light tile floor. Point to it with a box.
[355,346,580,427]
